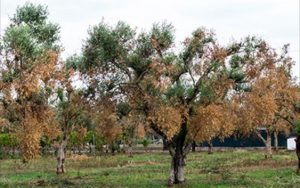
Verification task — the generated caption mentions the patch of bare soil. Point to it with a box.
[67,154,90,161]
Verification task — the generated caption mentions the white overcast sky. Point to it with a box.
[1,0,300,80]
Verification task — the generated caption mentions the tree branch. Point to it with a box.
[255,129,266,144]
[149,122,168,141]
[111,60,132,81]
[277,113,294,126]
[183,140,193,156]
[186,65,213,104]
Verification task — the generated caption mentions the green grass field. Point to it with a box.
[0,150,299,187]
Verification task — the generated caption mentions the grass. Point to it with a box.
[0,150,299,187]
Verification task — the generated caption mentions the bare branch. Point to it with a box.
[255,130,266,144]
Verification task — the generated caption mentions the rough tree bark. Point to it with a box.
[169,146,185,185]
[208,140,213,154]
[296,136,300,174]
[111,144,116,155]
[256,129,272,159]
[191,141,196,152]
[163,139,168,151]
[265,130,272,159]
[168,123,190,185]
[56,134,68,175]
[127,139,133,157]
[274,131,278,151]
[78,146,82,155]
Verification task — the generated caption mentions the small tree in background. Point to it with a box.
[92,98,122,155]
[117,102,146,157]
[275,87,300,173]
[237,45,294,159]
[55,80,88,174]
[0,4,61,163]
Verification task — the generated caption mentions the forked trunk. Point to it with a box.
[296,136,300,174]
[256,129,272,159]
[265,131,272,159]
[56,135,68,175]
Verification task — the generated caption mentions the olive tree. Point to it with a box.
[67,21,291,184]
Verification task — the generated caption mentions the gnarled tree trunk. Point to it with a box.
[296,136,300,174]
[168,123,190,185]
[56,134,68,175]
[169,148,185,185]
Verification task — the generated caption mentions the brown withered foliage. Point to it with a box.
[0,51,60,162]
[238,64,295,136]
[92,99,122,147]
[148,105,182,140]
[190,103,238,143]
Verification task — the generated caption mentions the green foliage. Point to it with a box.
[135,32,154,58]
[199,82,215,103]
[56,87,65,101]
[68,131,78,148]
[180,28,214,63]
[13,2,48,26]
[294,120,300,134]
[81,21,135,70]
[2,70,16,83]
[244,36,262,54]
[56,95,86,129]
[229,69,245,83]
[84,131,94,144]
[3,25,36,61]
[0,134,18,159]
[3,2,60,62]
[0,134,18,148]
[228,55,252,92]
[145,82,160,96]
[150,22,174,51]
[94,133,105,152]
[295,102,300,113]
[40,136,52,154]
[229,55,242,68]
[235,83,251,92]
[117,102,131,118]
[126,54,150,75]
[141,139,150,148]
[164,82,193,102]
[65,55,84,70]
